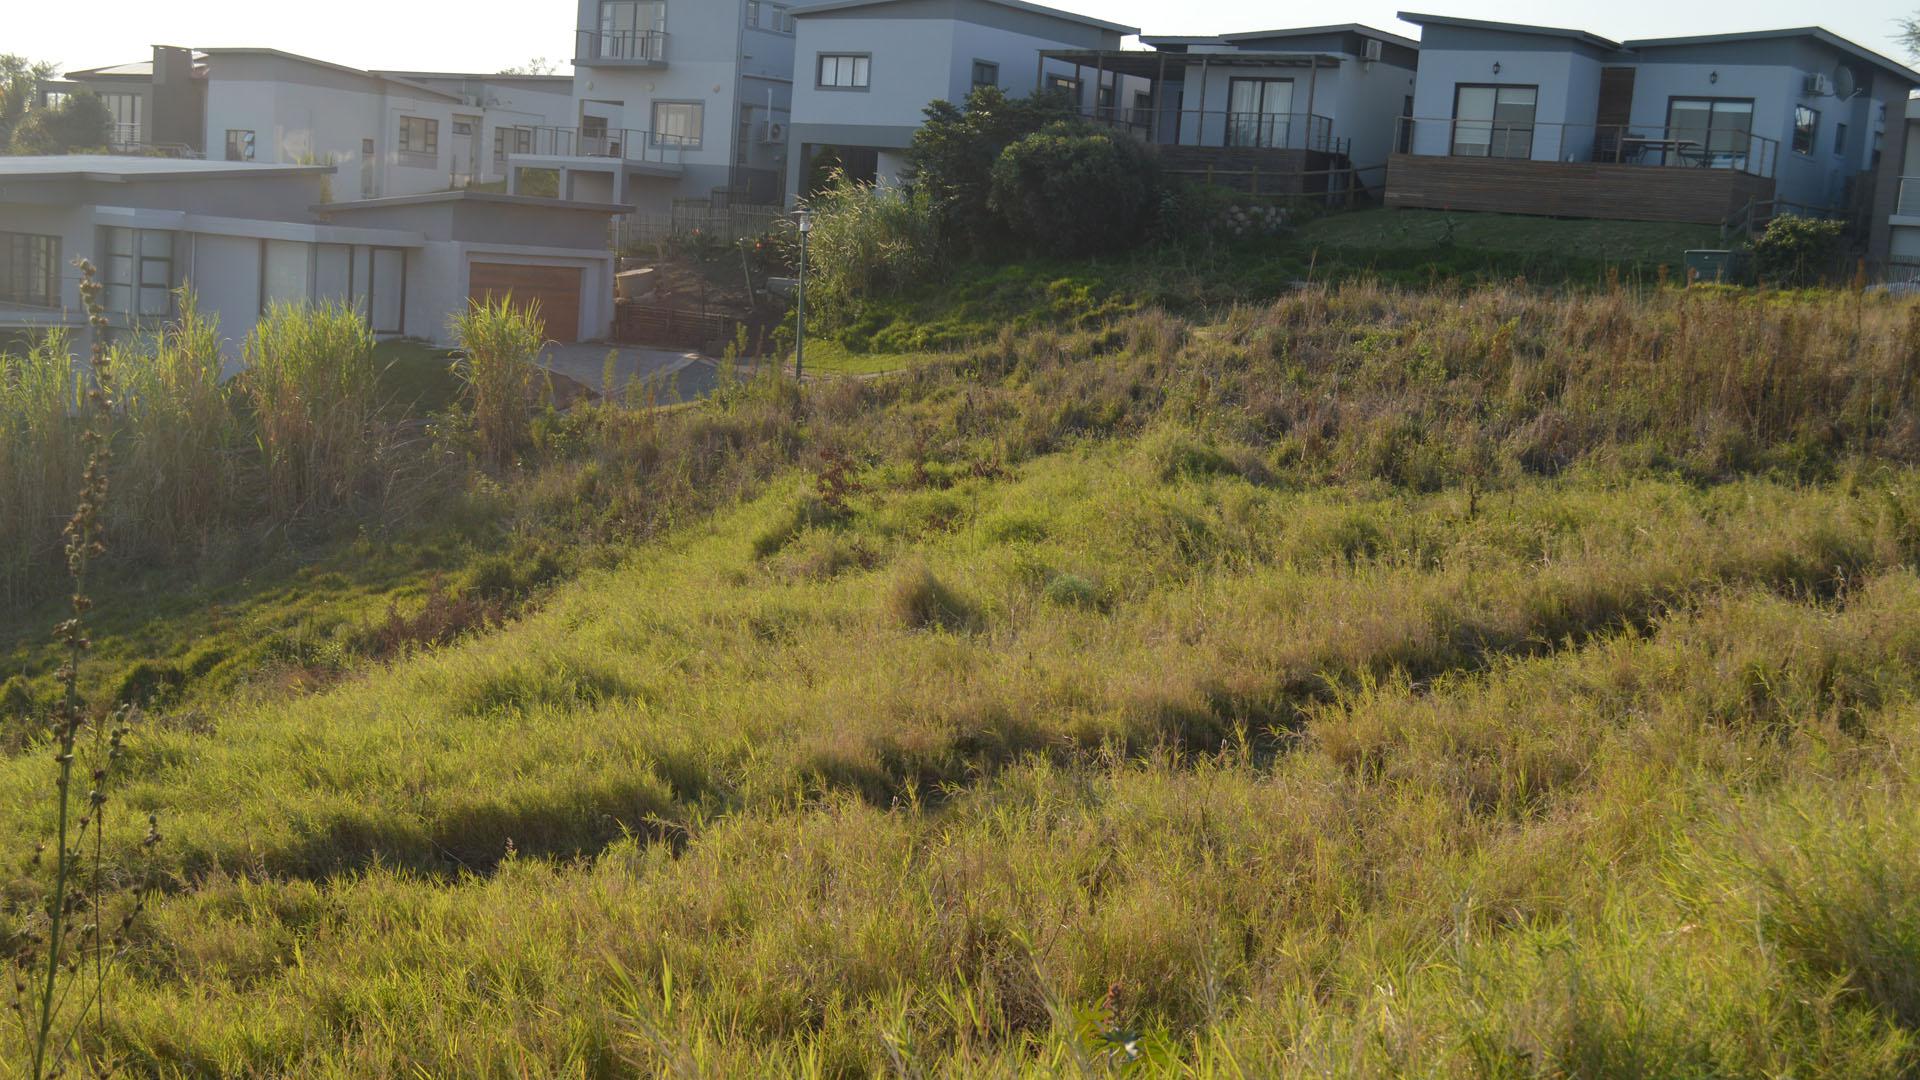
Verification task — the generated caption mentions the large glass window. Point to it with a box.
[1792,105,1819,156]
[651,102,703,148]
[100,92,143,146]
[972,60,999,89]
[599,1,666,59]
[225,129,255,161]
[1451,85,1536,159]
[0,232,60,309]
[1667,98,1754,169]
[493,125,533,162]
[816,54,870,89]
[397,116,438,164]
[1227,78,1294,148]
[101,227,173,318]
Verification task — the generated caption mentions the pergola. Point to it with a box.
[1035,49,1345,144]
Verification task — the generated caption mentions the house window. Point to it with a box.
[651,101,703,148]
[1792,105,1818,156]
[1666,98,1754,169]
[817,53,870,90]
[1045,74,1080,97]
[1228,77,1294,148]
[494,125,533,162]
[101,227,173,318]
[1451,84,1536,158]
[1833,122,1847,158]
[224,129,256,161]
[599,1,667,59]
[41,90,69,109]
[747,1,792,32]
[452,121,474,136]
[1097,83,1115,110]
[100,92,143,146]
[972,60,999,89]
[0,232,60,309]
[397,116,438,165]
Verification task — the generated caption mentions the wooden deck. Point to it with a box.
[1159,147,1347,197]
[1384,154,1774,225]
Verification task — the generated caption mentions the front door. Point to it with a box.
[1227,78,1293,148]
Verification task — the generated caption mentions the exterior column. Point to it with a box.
[1195,57,1210,147]
[1306,61,1321,151]
[1151,52,1167,142]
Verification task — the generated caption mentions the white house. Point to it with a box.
[1388,13,1916,237]
[785,0,1138,197]
[0,157,625,353]
[62,48,576,198]
[507,0,797,214]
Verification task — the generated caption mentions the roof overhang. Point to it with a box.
[1624,27,1920,85]
[1221,23,1420,50]
[315,190,635,216]
[1044,48,1344,78]
[791,0,1137,36]
[1397,11,1621,51]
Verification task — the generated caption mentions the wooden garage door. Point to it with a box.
[468,263,583,343]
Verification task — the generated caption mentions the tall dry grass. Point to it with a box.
[240,301,377,518]
[0,332,84,604]
[450,296,543,468]
[115,289,238,546]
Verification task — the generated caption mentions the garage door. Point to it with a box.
[468,263,583,343]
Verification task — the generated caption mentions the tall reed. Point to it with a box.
[0,331,84,604]
[450,296,543,468]
[114,289,237,547]
[240,301,377,518]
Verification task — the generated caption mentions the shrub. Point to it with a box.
[1042,572,1103,610]
[906,85,1078,253]
[7,89,110,154]
[241,302,378,517]
[989,123,1159,257]
[114,660,186,708]
[1751,216,1848,288]
[884,560,975,631]
[799,175,943,327]
[451,296,545,468]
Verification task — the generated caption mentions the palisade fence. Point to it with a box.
[613,202,788,251]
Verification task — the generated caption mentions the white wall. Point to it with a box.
[1409,46,1599,160]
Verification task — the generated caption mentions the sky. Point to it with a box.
[9,0,1917,77]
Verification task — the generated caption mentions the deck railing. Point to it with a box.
[518,125,687,168]
[1078,108,1344,155]
[575,29,669,64]
[1394,117,1779,179]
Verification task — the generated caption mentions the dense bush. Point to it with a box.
[989,123,1159,257]
[906,86,1078,254]
[798,174,944,319]
[6,90,110,154]
[1752,215,1848,287]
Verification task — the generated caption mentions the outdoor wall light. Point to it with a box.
[1709,71,1719,84]
[1492,62,1502,75]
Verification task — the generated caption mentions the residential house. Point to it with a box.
[1883,98,1920,274]
[1388,13,1917,237]
[0,157,625,353]
[61,48,574,197]
[507,0,797,214]
[784,0,1138,199]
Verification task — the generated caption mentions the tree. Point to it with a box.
[1903,12,1920,58]
[989,123,1159,257]
[8,90,110,155]
[0,54,56,150]
[499,58,558,76]
[904,85,1076,254]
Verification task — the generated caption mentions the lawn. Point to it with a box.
[1297,207,1724,266]
[5,283,1920,1075]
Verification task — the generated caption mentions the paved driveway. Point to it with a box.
[539,343,722,404]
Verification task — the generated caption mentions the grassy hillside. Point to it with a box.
[5,283,1920,1075]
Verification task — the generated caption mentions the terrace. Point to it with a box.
[1386,117,1780,226]
[573,29,670,67]
[505,125,686,205]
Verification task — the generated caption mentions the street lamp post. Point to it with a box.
[795,210,812,381]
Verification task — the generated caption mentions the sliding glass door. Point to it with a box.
[598,1,666,60]
[1666,98,1753,170]
[1452,85,1537,159]
[1226,78,1293,149]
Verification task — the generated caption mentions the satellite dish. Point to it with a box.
[1832,64,1858,100]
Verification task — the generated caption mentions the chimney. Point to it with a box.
[150,46,204,154]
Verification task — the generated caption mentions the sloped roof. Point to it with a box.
[1624,27,1919,84]
[791,0,1137,36]
[1397,12,1621,51]
[1221,24,1420,50]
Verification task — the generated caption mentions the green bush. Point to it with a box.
[906,86,1078,254]
[7,89,110,154]
[1751,215,1848,287]
[798,175,943,327]
[989,123,1159,257]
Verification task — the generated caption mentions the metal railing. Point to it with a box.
[1898,177,1920,217]
[107,123,145,149]
[1393,117,1779,179]
[517,125,688,168]
[1080,108,1343,155]
[575,29,669,64]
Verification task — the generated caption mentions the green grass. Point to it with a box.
[1296,207,1723,265]
[5,283,1920,1075]
[800,338,959,376]
[373,339,464,417]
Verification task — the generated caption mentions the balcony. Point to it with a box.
[1386,118,1779,225]
[574,29,669,67]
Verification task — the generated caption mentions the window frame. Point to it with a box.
[0,231,61,310]
[1449,82,1539,160]
[971,59,1000,89]
[1663,96,1756,170]
[494,125,534,163]
[815,52,871,91]
[224,128,256,161]
[1226,76,1296,149]
[1044,73,1081,97]
[1833,121,1847,158]
[100,227,174,319]
[650,101,705,150]
[397,116,440,165]
[1792,104,1819,156]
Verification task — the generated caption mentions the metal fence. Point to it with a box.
[1079,108,1344,155]
[1393,117,1780,179]
[522,125,687,168]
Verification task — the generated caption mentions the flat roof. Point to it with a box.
[1221,23,1420,50]
[316,190,634,215]
[374,70,574,84]
[1624,27,1920,84]
[1397,12,1622,51]
[791,0,1137,35]
[0,156,335,182]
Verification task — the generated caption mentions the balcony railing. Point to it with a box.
[108,122,145,149]
[516,125,688,168]
[1079,107,1344,155]
[1898,177,1920,217]
[575,29,669,64]
[1394,117,1779,179]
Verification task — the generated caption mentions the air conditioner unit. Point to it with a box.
[760,121,786,144]
[1363,39,1383,63]
[1803,72,1831,96]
